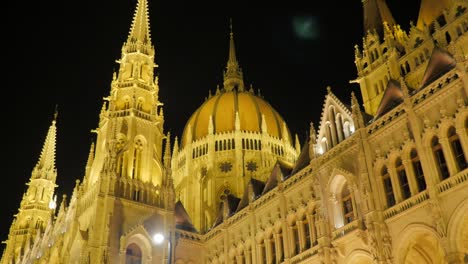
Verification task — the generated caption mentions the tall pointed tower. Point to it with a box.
[63,0,175,262]
[1,113,58,264]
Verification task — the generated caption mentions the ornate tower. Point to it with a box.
[63,0,175,262]
[1,113,58,264]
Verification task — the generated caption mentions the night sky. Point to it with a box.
[2,0,421,251]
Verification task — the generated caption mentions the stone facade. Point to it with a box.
[1,0,467,263]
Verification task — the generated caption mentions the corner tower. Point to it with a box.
[63,0,175,262]
[171,24,300,232]
[354,0,467,117]
[88,0,165,187]
[1,113,58,264]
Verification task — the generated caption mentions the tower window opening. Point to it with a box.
[341,184,354,224]
[396,158,411,200]
[133,190,140,201]
[432,137,450,180]
[303,220,311,249]
[125,243,142,264]
[448,127,467,171]
[382,166,395,207]
[411,149,426,192]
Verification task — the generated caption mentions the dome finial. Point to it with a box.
[223,18,244,92]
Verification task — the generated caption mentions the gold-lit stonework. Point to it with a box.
[1,0,467,263]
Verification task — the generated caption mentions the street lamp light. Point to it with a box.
[153,233,165,245]
[152,233,173,264]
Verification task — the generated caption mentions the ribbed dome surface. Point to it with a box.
[181,90,290,147]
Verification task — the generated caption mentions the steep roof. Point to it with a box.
[263,160,292,194]
[290,137,311,176]
[420,46,456,88]
[174,201,198,233]
[416,0,452,29]
[373,79,404,120]
[362,0,396,37]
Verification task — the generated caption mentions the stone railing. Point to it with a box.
[176,229,203,242]
[109,109,155,122]
[412,68,459,106]
[332,220,360,240]
[437,169,468,194]
[290,245,319,264]
[384,190,429,220]
[115,177,161,206]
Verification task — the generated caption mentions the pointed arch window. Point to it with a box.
[276,230,285,262]
[341,184,354,224]
[411,149,426,191]
[267,235,276,264]
[448,127,467,171]
[382,166,395,207]
[303,219,311,249]
[132,139,144,180]
[396,158,411,200]
[432,137,449,180]
[125,243,142,264]
[292,222,300,254]
[259,239,267,264]
[136,98,144,111]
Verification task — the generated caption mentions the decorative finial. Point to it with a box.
[54,105,59,121]
[230,18,233,35]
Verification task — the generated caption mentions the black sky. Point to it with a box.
[2,0,421,251]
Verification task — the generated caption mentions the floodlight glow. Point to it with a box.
[153,233,164,244]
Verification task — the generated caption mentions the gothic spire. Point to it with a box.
[362,0,396,37]
[34,111,58,180]
[223,19,245,92]
[127,0,152,46]
[123,0,154,57]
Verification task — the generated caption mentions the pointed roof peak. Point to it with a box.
[126,0,152,50]
[416,0,452,29]
[36,114,57,173]
[362,0,396,37]
[53,104,59,122]
[223,18,245,92]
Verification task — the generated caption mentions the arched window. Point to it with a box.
[340,183,354,225]
[267,235,276,264]
[321,138,328,153]
[382,166,395,207]
[445,31,452,44]
[293,223,301,254]
[132,139,144,179]
[136,98,144,111]
[448,127,467,171]
[343,121,351,138]
[303,219,311,249]
[125,243,142,264]
[326,123,333,148]
[405,61,411,73]
[259,239,267,264]
[432,137,449,180]
[336,114,344,143]
[35,219,44,230]
[411,149,426,192]
[275,230,285,263]
[396,158,411,200]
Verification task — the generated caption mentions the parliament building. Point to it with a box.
[2,0,468,263]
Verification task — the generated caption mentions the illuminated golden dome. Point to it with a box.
[181,90,290,147]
